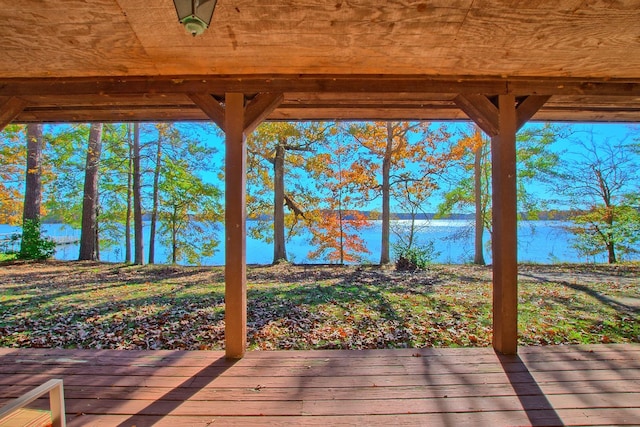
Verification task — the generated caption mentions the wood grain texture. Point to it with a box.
[454,94,500,137]
[3,75,639,123]
[224,93,248,359]
[1,1,640,78]
[0,345,638,426]
[516,95,551,130]
[491,95,519,355]
[0,97,28,131]
[243,92,284,134]
[188,92,226,130]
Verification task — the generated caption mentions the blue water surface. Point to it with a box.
[2,219,629,265]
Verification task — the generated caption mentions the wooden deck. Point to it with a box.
[0,344,638,426]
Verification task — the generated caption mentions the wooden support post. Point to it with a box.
[224,93,247,359]
[457,93,548,355]
[190,91,281,359]
[491,94,518,355]
[0,96,28,131]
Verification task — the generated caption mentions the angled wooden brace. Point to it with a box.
[189,92,284,135]
[0,96,28,131]
[189,92,226,131]
[454,94,551,137]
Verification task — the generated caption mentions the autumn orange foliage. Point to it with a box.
[0,125,26,225]
[307,209,371,264]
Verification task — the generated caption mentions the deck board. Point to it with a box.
[0,344,638,426]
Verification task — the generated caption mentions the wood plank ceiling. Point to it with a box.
[1,0,640,123]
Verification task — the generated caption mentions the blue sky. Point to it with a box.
[197,121,639,214]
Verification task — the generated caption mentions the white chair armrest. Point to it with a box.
[0,379,66,427]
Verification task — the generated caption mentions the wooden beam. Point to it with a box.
[2,75,640,98]
[516,95,551,130]
[0,96,28,131]
[3,76,639,124]
[224,92,247,359]
[16,107,210,124]
[454,94,500,137]
[0,75,503,96]
[491,94,518,355]
[13,102,640,124]
[269,106,468,121]
[188,93,226,131]
[244,92,284,134]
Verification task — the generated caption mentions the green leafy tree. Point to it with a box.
[149,123,168,264]
[44,123,135,261]
[438,123,562,263]
[17,218,55,260]
[96,124,135,261]
[437,126,490,264]
[100,122,221,265]
[158,157,222,264]
[132,123,144,264]
[345,121,454,265]
[247,122,326,263]
[20,124,47,258]
[79,123,103,260]
[43,124,91,226]
[552,129,640,263]
[16,124,95,259]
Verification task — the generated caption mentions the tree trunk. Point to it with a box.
[79,123,103,261]
[172,206,178,264]
[380,122,393,265]
[604,206,617,264]
[132,123,144,265]
[21,124,44,255]
[94,200,100,260]
[22,124,43,223]
[338,210,344,265]
[607,242,617,264]
[273,141,287,263]
[125,129,133,263]
[149,131,163,264]
[473,128,486,265]
[407,211,416,250]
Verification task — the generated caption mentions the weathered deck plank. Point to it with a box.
[0,344,638,426]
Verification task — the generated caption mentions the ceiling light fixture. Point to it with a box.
[173,0,217,37]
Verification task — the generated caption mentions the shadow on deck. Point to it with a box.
[0,344,638,426]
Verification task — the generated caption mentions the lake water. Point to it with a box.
[0,220,633,265]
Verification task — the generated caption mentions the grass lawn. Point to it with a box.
[0,253,16,262]
[0,261,637,350]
